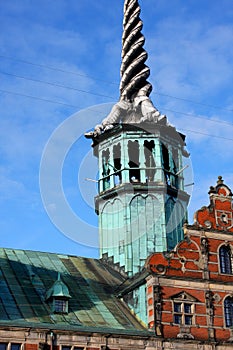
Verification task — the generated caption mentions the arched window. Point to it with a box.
[219,245,232,274]
[224,296,233,327]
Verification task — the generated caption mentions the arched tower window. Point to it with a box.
[128,140,140,182]
[224,296,233,327]
[219,245,232,274]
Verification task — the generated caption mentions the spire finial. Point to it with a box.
[120,0,152,101]
[217,176,224,185]
[85,0,166,139]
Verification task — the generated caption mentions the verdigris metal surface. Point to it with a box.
[0,248,148,333]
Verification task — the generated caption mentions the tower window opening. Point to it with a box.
[113,143,122,185]
[171,148,179,188]
[219,245,233,274]
[162,144,170,185]
[128,140,140,182]
[102,149,110,190]
[144,140,155,181]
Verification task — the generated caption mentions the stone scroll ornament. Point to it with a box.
[85,0,166,138]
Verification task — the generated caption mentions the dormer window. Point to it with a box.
[54,298,68,314]
[45,273,71,314]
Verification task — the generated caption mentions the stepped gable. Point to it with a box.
[194,176,233,231]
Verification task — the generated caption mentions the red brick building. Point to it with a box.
[146,176,233,344]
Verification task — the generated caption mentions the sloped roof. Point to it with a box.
[0,248,149,335]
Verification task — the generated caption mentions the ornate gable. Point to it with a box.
[194,176,233,231]
[171,291,198,302]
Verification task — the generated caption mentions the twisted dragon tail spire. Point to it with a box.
[120,0,152,101]
[85,0,166,138]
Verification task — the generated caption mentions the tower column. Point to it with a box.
[99,151,104,193]
[153,139,163,182]
[138,139,146,182]
[178,149,184,190]
[121,138,130,183]
[109,145,115,188]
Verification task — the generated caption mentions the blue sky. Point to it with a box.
[0,0,233,258]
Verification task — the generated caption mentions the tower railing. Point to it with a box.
[99,167,181,193]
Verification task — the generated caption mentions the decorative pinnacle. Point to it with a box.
[120,0,152,101]
[84,0,166,139]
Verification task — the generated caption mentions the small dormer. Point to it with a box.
[45,273,71,314]
[194,176,233,231]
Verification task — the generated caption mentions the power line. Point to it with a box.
[179,128,233,142]
[0,54,118,86]
[0,88,105,116]
[0,70,116,100]
[153,92,233,113]
[1,87,233,142]
[1,81,233,132]
[1,54,232,113]
[1,69,233,129]
[0,88,80,108]
[162,108,233,127]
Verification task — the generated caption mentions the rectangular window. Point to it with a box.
[0,344,7,350]
[174,302,193,325]
[174,314,182,324]
[174,302,181,313]
[185,315,193,325]
[61,347,71,350]
[184,303,191,313]
[54,299,67,313]
[11,345,21,350]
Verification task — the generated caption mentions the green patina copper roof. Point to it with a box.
[46,272,71,300]
[0,248,149,335]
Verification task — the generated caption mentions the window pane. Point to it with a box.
[55,299,67,313]
[174,314,182,324]
[11,345,21,350]
[220,246,232,274]
[174,303,181,312]
[184,303,191,314]
[185,315,192,325]
[0,343,7,350]
[62,347,71,350]
[224,297,233,327]
[0,344,7,350]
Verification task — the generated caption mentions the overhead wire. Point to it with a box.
[0,57,233,141]
[0,70,116,100]
[0,70,233,128]
[0,54,233,112]
[0,54,118,86]
[0,88,106,116]
[152,92,233,113]
[1,87,233,142]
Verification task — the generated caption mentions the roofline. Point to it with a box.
[0,246,99,260]
[0,321,153,338]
